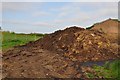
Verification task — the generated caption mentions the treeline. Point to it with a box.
[2,31,46,37]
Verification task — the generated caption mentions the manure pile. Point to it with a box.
[26,27,118,62]
[2,26,119,78]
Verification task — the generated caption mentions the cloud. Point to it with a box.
[2,2,118,33]
[52,2,118,27]
[2,2,43,12]
[2,19,55,28]
[0,2,2,13]
[32,11,50,17]
[2,20,31,25]
[32,22,55,27]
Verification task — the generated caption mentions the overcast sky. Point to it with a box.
[1,2,118,33]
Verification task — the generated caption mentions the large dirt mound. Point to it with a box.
[3,26,119,78]
[26,26,119,62]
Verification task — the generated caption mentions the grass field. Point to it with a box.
[1,31,44,51]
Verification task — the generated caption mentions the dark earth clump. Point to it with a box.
[2,23,119,78]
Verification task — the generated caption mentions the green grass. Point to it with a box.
[86,60,120,79]
[1,31,45,51]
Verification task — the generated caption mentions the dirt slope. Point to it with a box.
[90,18,119,44]
[91,18,119,34]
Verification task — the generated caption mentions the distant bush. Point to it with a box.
[86,26,93,29]
[10,39,21,42]
[35,34,46,37]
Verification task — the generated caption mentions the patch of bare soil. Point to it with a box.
[2,26,119,79]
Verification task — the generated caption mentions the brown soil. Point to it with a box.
[2,24,119,78]
[91,19,120,44]
[91,18,119,34]
[3,48,78,78]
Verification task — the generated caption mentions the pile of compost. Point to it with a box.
[2,26,119,79]
[27,26,118,62]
